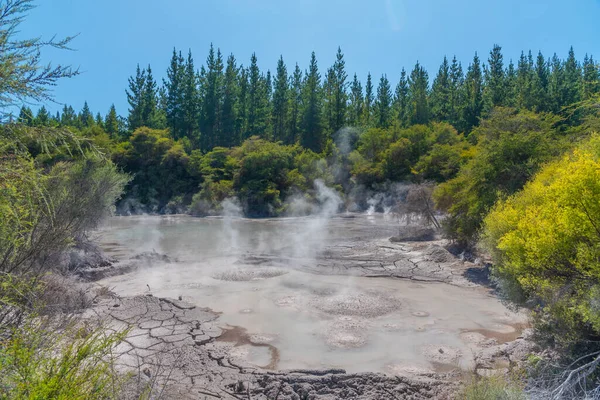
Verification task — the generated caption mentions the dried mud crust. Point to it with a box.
[240,239,485,288]
[90,295,458,399]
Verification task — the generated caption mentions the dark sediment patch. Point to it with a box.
[217,325,280,369]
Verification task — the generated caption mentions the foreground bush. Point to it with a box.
[460,376,525,400]
[483,134,600,345]
[0,320,126,400]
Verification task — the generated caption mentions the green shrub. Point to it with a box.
[460,376,525,400]
[483,134,600,345]
[0,319,127,400]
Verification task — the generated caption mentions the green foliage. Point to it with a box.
[112,127,195,212]
[0,318,127,400]
[460,375,525,400]
[483,135,600,343]
[350,122,470,186]
[435,108,562,245]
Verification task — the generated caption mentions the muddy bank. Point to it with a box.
[88,214,535,397]
[88,294,459,399]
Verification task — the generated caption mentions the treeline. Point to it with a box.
[21,44,600,152]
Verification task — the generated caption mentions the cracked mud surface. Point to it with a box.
[88,295,457,399]
[91,214,532,398]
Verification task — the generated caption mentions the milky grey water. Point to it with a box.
[96,214,525,375]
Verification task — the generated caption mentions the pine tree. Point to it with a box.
[60,105,76,126]
[531,51,550,112]
[164,49,186,139]
[548,53,564,112]
[461,53,483,132]
[449,56,464,128]
[263,70,273,138]
[582,54,599,99]
[375,74,392,128]
[348,73,363,126]
[323,67,337,134]
[221,54,239,147]
[332,47,348,132]
[246,53,269,140]
[408,61,429,125]
[126,64,146,131]
[562,46,582,106]
[18,106,33,125]
[271,56,289,143]
[182,50,200,143]
[483,44,506,112]
[393,68,410,127]
[287,64,302,144]
[236,67,249,143]
[95,112,104,129]
[142,65,158,128]
[300,51,323,152]
[105,104,119,138]
[505,60,517,107]
[430,56,451,121]
[200,45,224,150]
[363,73,373,125]
[35,106,50,126]
[80,101,94,127]
[516,51,534,109]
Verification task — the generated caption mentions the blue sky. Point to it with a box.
[24,0,600,116]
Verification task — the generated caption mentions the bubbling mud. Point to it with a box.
[96,214,527,375]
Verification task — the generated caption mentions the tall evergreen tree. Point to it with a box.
[363,73,374,126]
[323,67,337,134]
[181,50,200,143]
[80,101,94,127]
[105,104,119,138]
[35,106,50,126]
[300,52,323,152]
[430,56,451,121]
[142,65,158,128]
[408,62,429,125]
[95,112,104,128]
[449,56,464,128]
[60,104,76,126]
[236,67,249,143]
[582,54,600,99]
[483,44,506,112]
[505,60,517,107]
[18,106,33,125]
[394,68,410,126]
[287,64,302,144]
[246,53,269,139]
[200,45,224,150]
[263,70,273,138]
[375,74,392,128]
[332,47,348,132]
[348,73,363,126]
[461,53,483,132]
[531,51,550,112]
[548,53,564,112]
[221,54,239,147]
[126,64,146,131]
[516,51,534,109]
[271,56,289,143]
[164,49,186,139]
[562,46,582,106]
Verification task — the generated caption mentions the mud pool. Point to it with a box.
[96,214,526,376]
